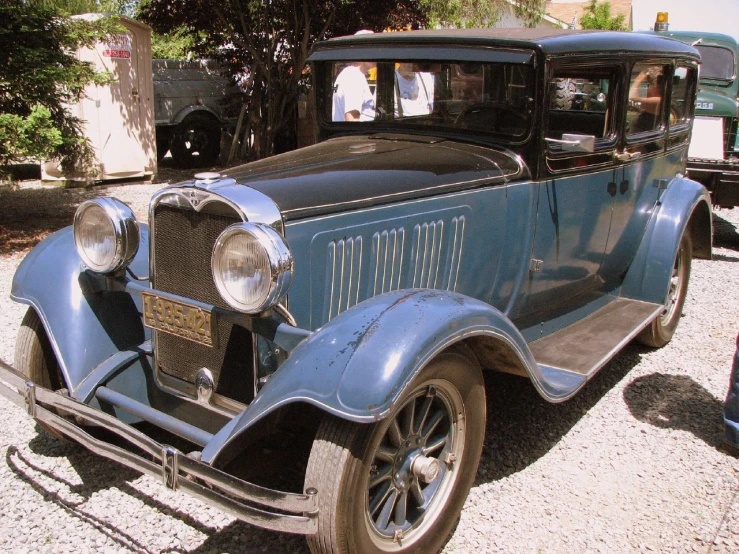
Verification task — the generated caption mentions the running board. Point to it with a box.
[529,298,662,399]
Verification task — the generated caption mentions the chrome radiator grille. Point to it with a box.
[152,203,254,405]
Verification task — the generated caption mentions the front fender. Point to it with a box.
[10,225,150,395]
[622,177,711,304]
[202,289,562,465]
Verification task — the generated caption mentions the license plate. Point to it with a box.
[142,292,215,347]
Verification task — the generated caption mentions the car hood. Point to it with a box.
[695,89,739,117]
[224,134,525,220]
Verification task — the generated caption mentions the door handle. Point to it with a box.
[613,151,640,161]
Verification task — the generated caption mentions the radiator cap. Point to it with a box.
[193,172,222,183]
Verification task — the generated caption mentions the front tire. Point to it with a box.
[637,232,692,348]
[305,350,486,554]
[15,308,62,390]
[15,308,68,440]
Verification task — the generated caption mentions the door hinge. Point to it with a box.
[530,258,543,273]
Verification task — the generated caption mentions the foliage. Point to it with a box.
[139,0,427,159]
[421,0,543,29]
[151,29,199,59]
[0,1,121,172]
[35,0,139,16]
[579,0,627,31]
[0,107,63,165]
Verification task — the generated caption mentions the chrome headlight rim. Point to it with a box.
[211,222,294,314]
[73,197,140,274]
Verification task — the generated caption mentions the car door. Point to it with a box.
[514,63,621,329]
[599,61,698,286]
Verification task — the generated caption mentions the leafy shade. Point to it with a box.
[151,29,200,59]
[579,0,627,31]
[0,1,119,172]
[139,0,427,160]
[420,0,544,29]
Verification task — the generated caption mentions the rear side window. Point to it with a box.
[626,63,669,136]
[671,65,697,126]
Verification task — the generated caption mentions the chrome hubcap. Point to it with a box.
[365,383,460,542]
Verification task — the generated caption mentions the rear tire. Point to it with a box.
[305,350,486,554]
[637,233,692,348]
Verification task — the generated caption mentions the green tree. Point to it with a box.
[139,0,426,160]
[0,1,120,174]
[421,0,544,29]
[579,0,627,31]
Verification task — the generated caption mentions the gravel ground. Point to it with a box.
[0,179,738,554]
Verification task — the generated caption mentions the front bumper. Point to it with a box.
[0,357,318,535]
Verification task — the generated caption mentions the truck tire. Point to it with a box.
[170,113,221,168]
[553,78,576,110]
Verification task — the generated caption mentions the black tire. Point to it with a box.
[15,308,62,389]
[637,233,692,348]
[552,78,576,110]
[170,113,221,168]
[15,308,68,440]
[156,135,170,162]
[305,350,486,554]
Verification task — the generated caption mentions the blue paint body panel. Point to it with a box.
[11,225,151,396]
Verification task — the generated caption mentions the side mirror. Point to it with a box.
[545,133,596,153]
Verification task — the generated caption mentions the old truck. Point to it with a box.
[649,13,739,207]
[153,59,242,168]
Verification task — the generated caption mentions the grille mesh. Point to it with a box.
[153,203,254,404]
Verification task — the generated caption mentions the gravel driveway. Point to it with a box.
[0,180,738,554]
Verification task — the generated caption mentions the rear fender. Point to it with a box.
[622,177,711,304]
[10,226,150,396]
[202,289,561,465]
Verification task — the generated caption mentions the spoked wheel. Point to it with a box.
[305,350,485,554]
[638,232,692,348]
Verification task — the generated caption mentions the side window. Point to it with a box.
[626,63,669,136]
[547,75,611,140]
[545,67,616,171]
[672,64,698,125]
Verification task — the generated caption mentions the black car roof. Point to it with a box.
[310,28,700,60]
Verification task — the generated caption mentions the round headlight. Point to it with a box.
[73,198,139,273]
[212,223,293,314]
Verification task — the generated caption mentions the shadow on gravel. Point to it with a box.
[475,342,646,483]
[13,423,307,553]
[623,373,733,455]
[714,212,739,252]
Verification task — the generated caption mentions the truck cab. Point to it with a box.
[648,14,739,207]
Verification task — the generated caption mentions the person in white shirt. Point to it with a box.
[395,63,434,117]
[332,61,376,121]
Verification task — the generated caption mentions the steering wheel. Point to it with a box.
[454,102,527,133]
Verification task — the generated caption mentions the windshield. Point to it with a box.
[319,59,534,140]
[696,45,735,81]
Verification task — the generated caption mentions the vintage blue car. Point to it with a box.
[0,29,712,554]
